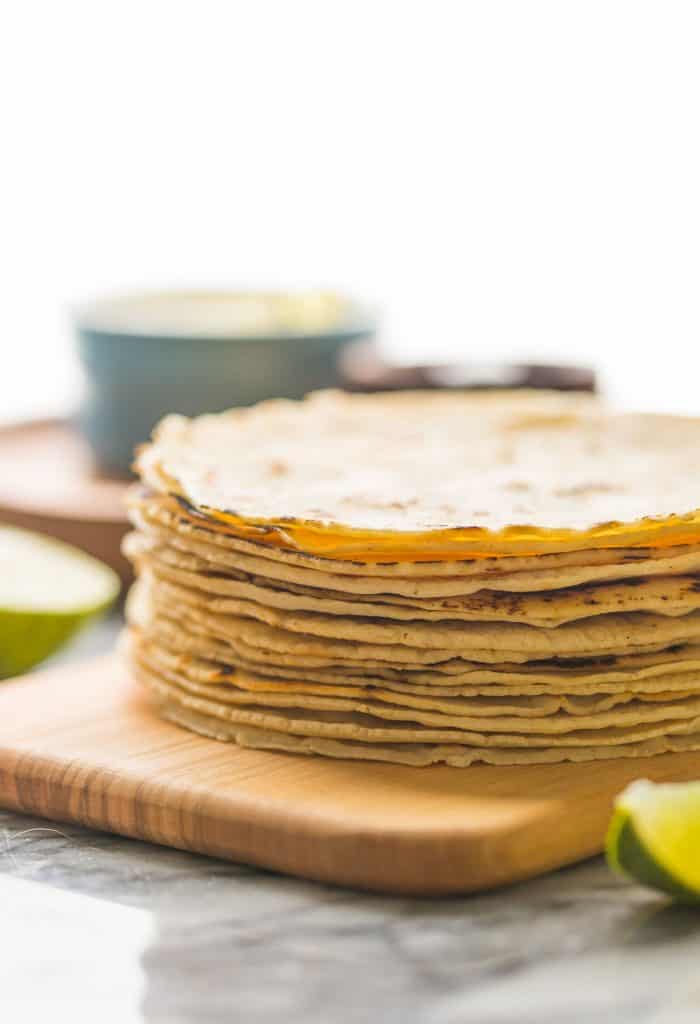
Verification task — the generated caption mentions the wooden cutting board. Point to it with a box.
[2,654,700,895]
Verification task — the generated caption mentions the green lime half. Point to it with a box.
[0,525,120,678]
[606,778,700,902]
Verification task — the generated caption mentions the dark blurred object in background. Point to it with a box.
[339,340,596,394]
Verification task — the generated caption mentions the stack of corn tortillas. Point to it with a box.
[123,389,700,767]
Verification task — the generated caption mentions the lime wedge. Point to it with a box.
[606,779,700,902]
[0,525,120,678]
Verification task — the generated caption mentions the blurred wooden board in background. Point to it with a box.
[0,419,131,584]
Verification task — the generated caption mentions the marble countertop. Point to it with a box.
[3,618,700,1024]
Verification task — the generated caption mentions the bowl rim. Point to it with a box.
[74,289,376,342]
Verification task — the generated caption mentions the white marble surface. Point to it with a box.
[2,616,700,1023]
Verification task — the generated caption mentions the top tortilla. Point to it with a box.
[135,390,700,561]
[129,492,700,586]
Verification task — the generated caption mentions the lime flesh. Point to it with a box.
[0,525,120,677]
[606,779,700,902]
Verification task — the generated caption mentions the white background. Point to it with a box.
[2,0,700,420]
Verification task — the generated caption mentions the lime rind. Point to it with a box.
[0,525,120,678]
[607,780,700,903]
[0,605,109,678]
[606,810,700,903]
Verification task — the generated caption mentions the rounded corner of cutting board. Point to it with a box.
[3,654,700,894]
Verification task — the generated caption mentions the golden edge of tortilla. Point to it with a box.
[170,497,700,563]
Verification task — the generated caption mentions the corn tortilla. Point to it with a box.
[135,620,700,696]
[154,696,700,768]
[135,391,700,560]
[132,544,700,628]
[126,391,700,766]
[132,632,700,728]
[129,494,700,590]
[147,575,700,658]
[134,663,700,748]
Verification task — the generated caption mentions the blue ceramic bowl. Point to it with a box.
[75,290,376,477]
